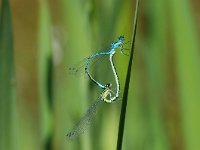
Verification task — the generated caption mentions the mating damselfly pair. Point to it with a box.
[66,36,129,140]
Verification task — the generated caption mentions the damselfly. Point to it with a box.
[66,83,118,140]
[67,36,128,139]
[69,36,129,90]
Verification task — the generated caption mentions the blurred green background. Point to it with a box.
[0,0,200,150]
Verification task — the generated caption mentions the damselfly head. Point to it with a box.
[118,35,125,42]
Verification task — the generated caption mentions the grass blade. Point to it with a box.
[38,0,52,144]
[0,0,18,149]
[169,0,200,149]
[116,0,139,149]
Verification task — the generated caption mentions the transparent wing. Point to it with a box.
[66,96,103,140]
[68,53,108,77]
[68,44,115,78]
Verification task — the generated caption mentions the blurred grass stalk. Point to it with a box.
[169,0,200,149]
[144,0,169,149]
[38,0,52,148]
[0,0,18,150]
[55,0,93,149]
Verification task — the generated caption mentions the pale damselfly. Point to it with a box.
[66,83,118,140]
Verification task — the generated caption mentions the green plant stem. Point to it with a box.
[0,0,17,149]
[116,0,139,150]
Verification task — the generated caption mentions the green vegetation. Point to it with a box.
[0,0,17,150]
[0,0,200,149]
